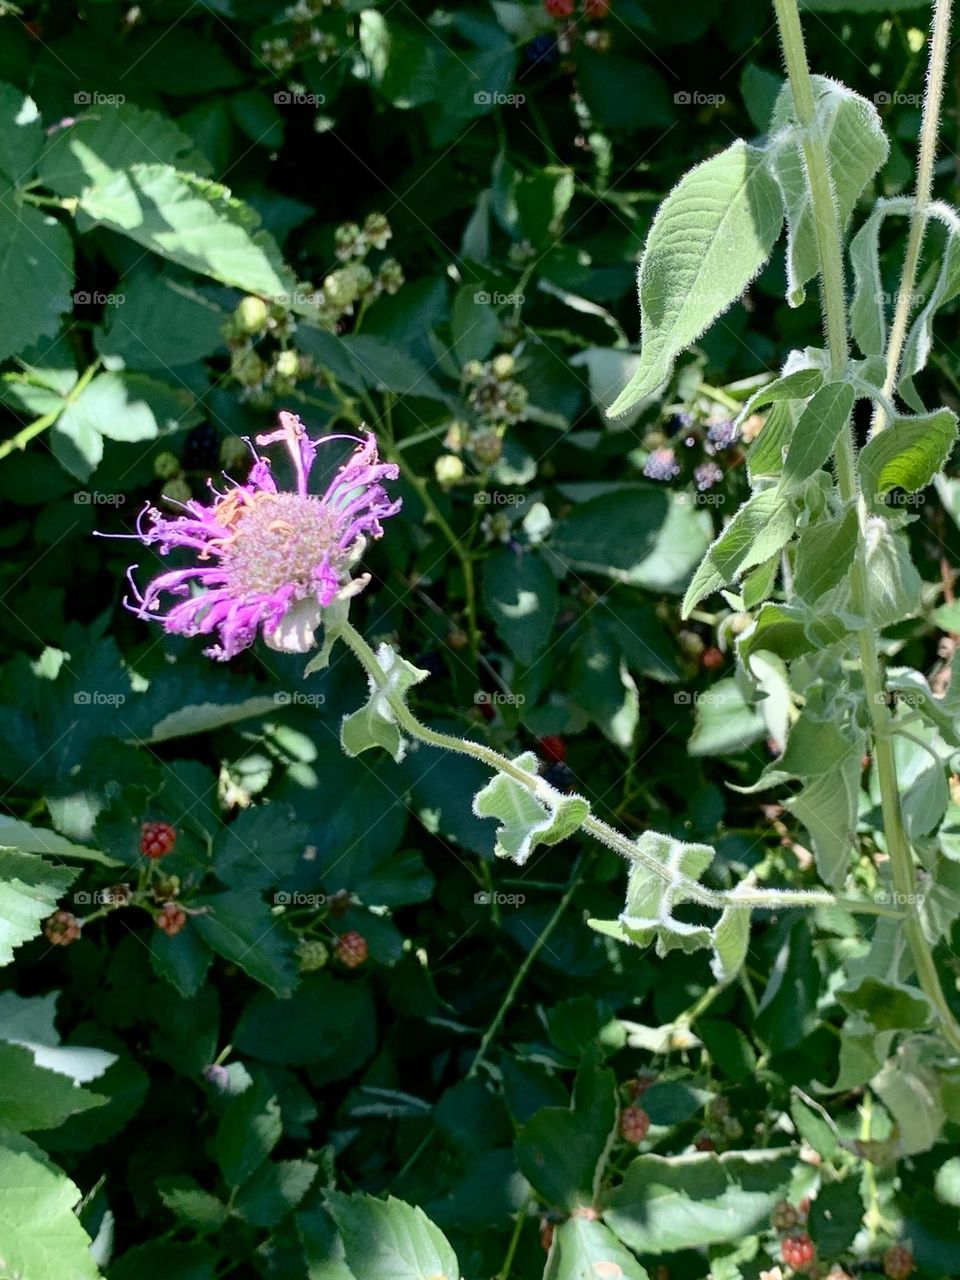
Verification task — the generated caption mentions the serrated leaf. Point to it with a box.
[607,140,783,415]
[192,892,298,996]
[769,77,888,306]
[158,1179,230,1234]
[0,1139,100,1279]
[545,1217,649,1280]
[781,380,855,484]
[859,408,958,509]
[340,645,429,764]
[0,82,43,185]
[0,992,115,1085]
[785,747,862,888]
[0,1043,106,1131]
[604,1149,798,1253]
[682,488,796,617]
[235,1159,317,1227]
[77,164,299,302]
[213,1075,281,1187]
[0,851,76,967]
[325,1191,459,1280]
[472,752,589,864]
[0,196,74,362]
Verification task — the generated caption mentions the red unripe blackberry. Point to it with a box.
[701,646,724,670]
[694,1136,715,1151]
[155,902,187,936]
[539,735,567,764]
[140,821,177,859]
[781,1233,816,1273]
[584,0,610,16]
[45,910,80,946]
[335,931,369,968]
[883,1245,914,1280]
[544,0,574,14]
[620,1105,650,1143]
[539,1219,554,1252]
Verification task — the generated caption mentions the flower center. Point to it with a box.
[220,491,341,598]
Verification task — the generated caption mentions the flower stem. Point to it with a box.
[0,358,101,464]
[774,0,960,1053]
[337,620,904,920]
[872,0,954,434]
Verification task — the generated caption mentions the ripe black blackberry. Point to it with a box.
[182,422,221,472]
[542,761,574,792]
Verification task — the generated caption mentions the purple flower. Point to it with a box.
[643,447,680,482]
[694,461,724,491]
[706,419,738,449]
[117,412,400,661]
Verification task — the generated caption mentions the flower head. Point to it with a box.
[643,447,680,482]
[119,412,400,660]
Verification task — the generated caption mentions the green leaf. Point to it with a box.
[604,1149,798,1253]
[158,1179,230,1234]
[77,164,299,302]
[837,976,933,1032]
[325,1192,460,1280]
[515,1060,618,1210]
[483,547,558,664]
[785,747,862,888]
[0,991,115,1085]
[687,678,766,757]
[341,645,429,764]
[213,1075,281,1187]
[192,892,299,996]
[145,695,281,743]
[794,505,859,603]
[808,1176,864,1253]
[781,380,855,485]
[234,974,376,1078]
[849,197,912,357]
[0,851,76,966]
[874,1042,945,1155]
[0,1042,106,1131]
[472,752,589,864]
[863,520,922,628]
[150,926,213,999]
[607,140,783,415]
[0,195,74,362]
[790,1089,840,1159]
[235,1159,317,1227]
[769,77,888,306]
[755,921,820,1052]
[0,816,115,864]
[859,409,958,509]
[0,82,42,185]
[711,904,751,985]
[39,103,209,197]
[0,1136,100,1279]
[682,488,796,617]
[900,201,960,396]
[550,486,712,594]
[735,365,823,427]
[544,1217,649,1280]
[96,269,224,370]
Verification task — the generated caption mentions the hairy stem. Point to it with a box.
[0,358,101,464]
[774,0,960,1052]
[872,0,954,434]
[338,620,903,920]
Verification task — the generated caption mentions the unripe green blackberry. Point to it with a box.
[491,353,515,380]
[323,269,359,310]
[297,939,329,972]
[363,211,391,250]
[678,629,705,659]
[334,222,363,260]
[274,350,300,379]
[435,454,465,486]
[502,383,528,417]
[161,476,193,505]
[463,359,486,382]
[153,450,181,480]
[231,348,266,387]
[236,295,269,335]
[470,430,502,467]
[378,258,404,295]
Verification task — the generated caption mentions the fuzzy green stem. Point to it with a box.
[0,358,101,464]
[872,0,954,434]
[774,0,960,1053]
[338,620,903,921]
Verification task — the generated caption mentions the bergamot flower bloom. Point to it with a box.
[119,411,400,660]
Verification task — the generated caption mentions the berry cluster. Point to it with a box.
[619,1105,651,1143]
[884,1245,914,1280]
[780,1233,816,1274]
[140,821,177,860]
[335,931,369,968]
[44,910,81,947]
[155,902,187,936]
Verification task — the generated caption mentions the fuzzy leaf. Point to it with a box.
[607,140,783,415]
[781,380,855,485]
[472,752,589,864]
[682,488,796,617]
[859,408,958,510]
[341,646,429,764]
